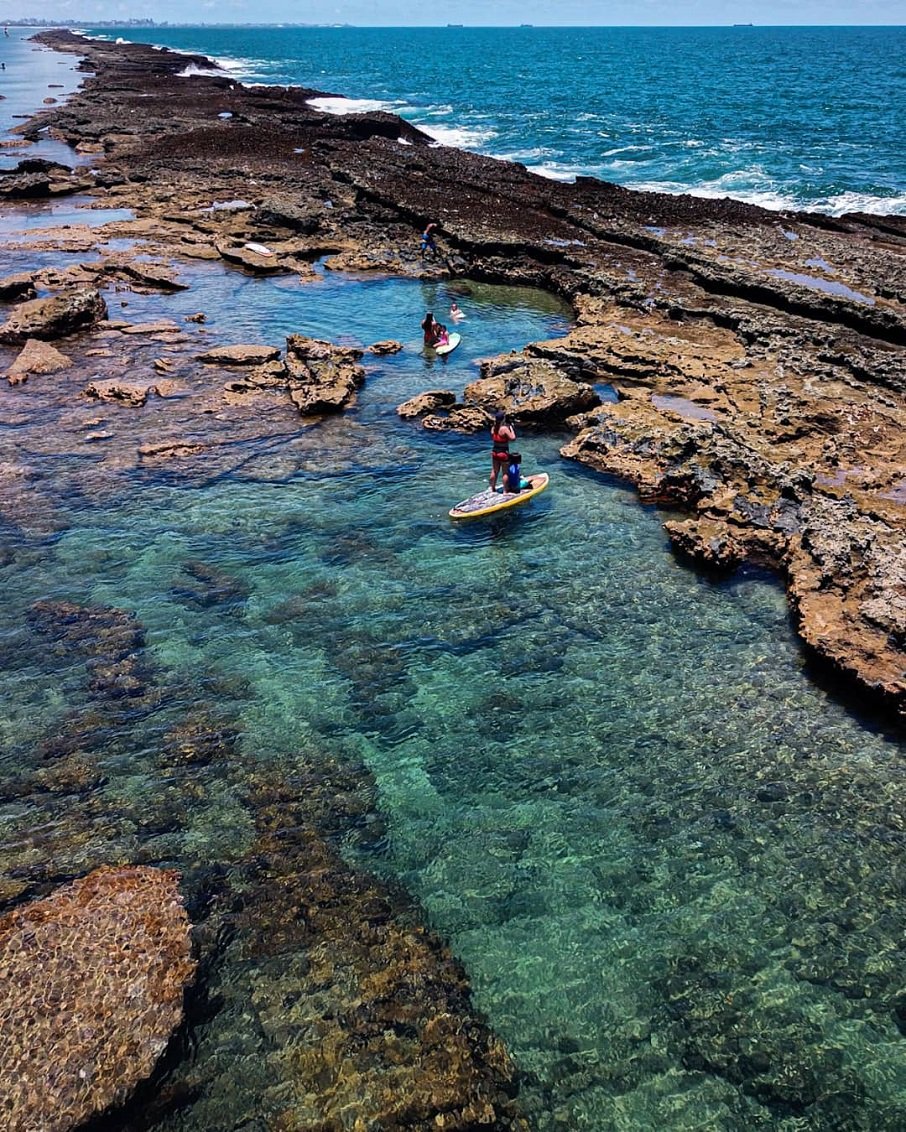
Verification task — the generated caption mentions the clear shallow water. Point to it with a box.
[0,28,87,169]
[2,254,905,1127]
[89,24,906,215]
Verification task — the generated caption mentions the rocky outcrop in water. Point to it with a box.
[0,285,107,343]
[0,866,194,1131]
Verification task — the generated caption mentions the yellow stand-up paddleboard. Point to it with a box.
[449,473,549,520]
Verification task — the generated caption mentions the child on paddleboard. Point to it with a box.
[503,450,529,494]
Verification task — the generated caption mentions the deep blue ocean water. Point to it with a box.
[83,24,906,215]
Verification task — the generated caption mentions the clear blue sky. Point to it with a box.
[2,0,904,23]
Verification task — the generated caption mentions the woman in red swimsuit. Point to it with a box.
[489,409,516,492]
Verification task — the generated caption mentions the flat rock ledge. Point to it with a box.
[0,865,195,1132]
[197,343,282,366]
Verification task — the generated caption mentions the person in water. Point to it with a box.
[421,312,448,348]
[419,222,438,259]
[449,300,465,320]
[490,409,516,492]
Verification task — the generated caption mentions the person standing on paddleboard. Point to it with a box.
[490,409,516,493]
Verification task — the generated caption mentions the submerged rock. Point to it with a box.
[0,287,107,344]
[0,866,195,1132]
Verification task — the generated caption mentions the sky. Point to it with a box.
[2,0,904,23]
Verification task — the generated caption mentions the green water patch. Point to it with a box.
[1,267,904,1129]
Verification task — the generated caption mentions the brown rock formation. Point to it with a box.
[6,337,73,384]
[0,866,195,1132]
[397,389,457,418]
[197,343,282,365]
[465,355,601,423]
[284,335,366,414]
[0,271,37,300]
[0,286,107,343]
[84,378,157,406]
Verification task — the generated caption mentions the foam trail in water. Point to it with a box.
[422,123,498,149]
[307,96,408,115]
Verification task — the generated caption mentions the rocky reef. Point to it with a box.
[0,29,901,719]
[0,866,194,1131]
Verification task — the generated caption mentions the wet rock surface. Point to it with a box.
[0,866,195,1132]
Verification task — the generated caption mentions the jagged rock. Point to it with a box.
[284,334,365,414]
[397,390,456,419]
[0,287,107,344]
[0,271,37,301]
[368,339,403,355]
[6,338,73,384]
[0,157,74,198]
[664,517,745,571]
[423,405,490,432]
[84,378,157,406]
[465,356,600,423]
[197,343,282,366]
[0,866,195,1132]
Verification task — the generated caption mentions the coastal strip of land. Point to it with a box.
[4,29,903,721]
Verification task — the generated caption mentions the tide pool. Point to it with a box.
[0,260,904,1129]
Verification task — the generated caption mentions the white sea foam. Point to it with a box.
[307,96,405,115]
[819,191,906,217]
[600,145,654,158]
[423,124,497,149]
[178,64,224,78]
[632,178,906,216]
[525,163,578,183]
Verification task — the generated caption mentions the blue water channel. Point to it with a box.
[1,251,904,1129]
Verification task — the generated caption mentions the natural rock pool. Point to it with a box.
[1,259,904,1129]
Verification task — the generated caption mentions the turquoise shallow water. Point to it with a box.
[1,247,905,1126]
[88,24,906,215]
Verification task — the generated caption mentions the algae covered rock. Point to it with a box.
[0,866,195,1132]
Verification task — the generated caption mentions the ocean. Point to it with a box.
[83,23,906,216]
